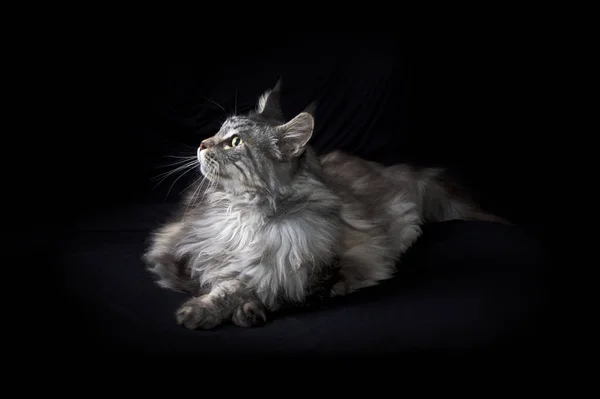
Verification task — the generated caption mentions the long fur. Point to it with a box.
[142,81,506,330]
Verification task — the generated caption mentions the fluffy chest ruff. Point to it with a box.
[174,197,340,308]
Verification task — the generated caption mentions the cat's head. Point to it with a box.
[197,80,316,194]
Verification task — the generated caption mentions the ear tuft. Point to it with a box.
[303,100,318,118]
[256,78,284,121]
[256,91,271,113]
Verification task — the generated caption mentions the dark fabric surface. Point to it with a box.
[55,205,547,357]
[41,31,551,356]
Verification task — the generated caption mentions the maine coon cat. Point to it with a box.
[142,81,505,330]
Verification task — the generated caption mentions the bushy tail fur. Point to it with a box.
[418,168,510,224]
[381,164,510,225]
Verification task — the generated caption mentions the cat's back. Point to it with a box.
[319,150,429,195]
[320,150,384,178]
[319,150,394,198]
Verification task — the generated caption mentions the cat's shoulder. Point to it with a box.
[319,150,360,166]
[319,150,386,169]
[319,150,389,181]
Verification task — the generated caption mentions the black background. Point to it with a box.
[34,30,553,357]
[45,31,548,237]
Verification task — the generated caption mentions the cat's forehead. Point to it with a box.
[217,116,264,138]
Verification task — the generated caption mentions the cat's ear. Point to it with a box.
[275,112,314,157]
[256,78,284,121]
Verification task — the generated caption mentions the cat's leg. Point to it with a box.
[142,221,198,293]
[331,220,423,297]
[176,279,267,330]
[288,260,340,308]
[330,256,393,297]
[231,299,268,328]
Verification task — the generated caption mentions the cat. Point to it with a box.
[142,80,506,330]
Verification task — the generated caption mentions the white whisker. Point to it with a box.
[198,161,219,205]
[152,160,198,190]
[156,158,198,168]
[164,164,199,201]
[183,166,220,219]
[182,175,207,219]
[152,169,195,190]
[202,96,226,113]
[164,155,198,160]
[153,159,196,176]
[179,172,204,195]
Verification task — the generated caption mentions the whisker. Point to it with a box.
[164,164,198,201]
[156,158,198,169]
[194,112,228,129]
[152,160,197,181]
[159,145,198,156]
[183,176,207,219]
[151,161,197,191]
[198,162,219,205]
[195,177,209,200]
[164,155,197,159]
[202,96,226,113]
[179,172,204,195]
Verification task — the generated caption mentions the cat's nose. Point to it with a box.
[199,141,209,150]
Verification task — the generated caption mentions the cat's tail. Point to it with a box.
[411,167,511,225]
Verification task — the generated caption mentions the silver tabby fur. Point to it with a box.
[142,81,506,330]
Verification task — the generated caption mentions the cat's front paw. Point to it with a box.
[231,301,267,328]
[176,298,224,330]
[330,279,351,297]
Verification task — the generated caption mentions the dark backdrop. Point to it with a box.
[46,32,546,242]
[27,30,553,357]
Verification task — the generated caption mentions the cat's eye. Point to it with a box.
[231,136,242,147]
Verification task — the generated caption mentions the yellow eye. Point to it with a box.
[231,136,242,147]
